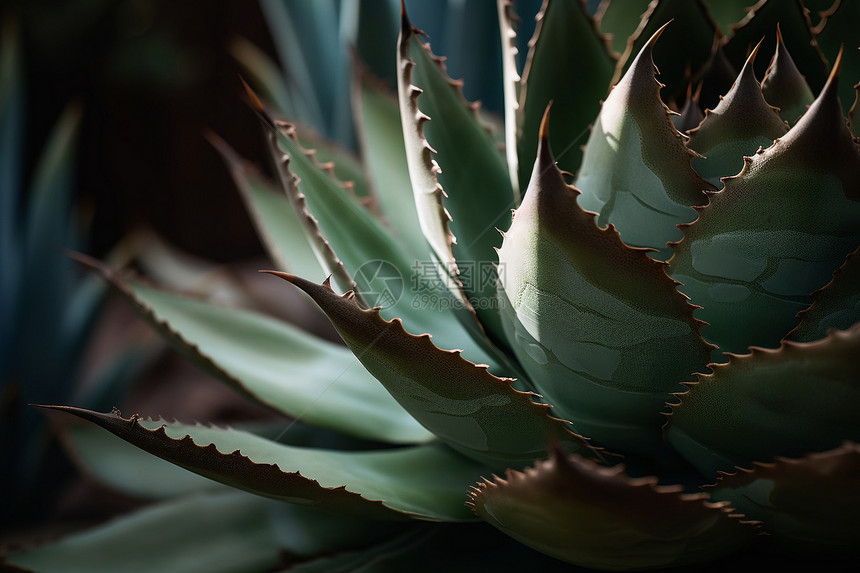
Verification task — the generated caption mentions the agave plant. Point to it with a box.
[7,0,860,571]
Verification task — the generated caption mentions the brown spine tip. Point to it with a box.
[646,20,673,49]
[239,76,265,112]
[539,101,553,140]
[775,23,784,46]
[748,37,764,64]
[828,45,844,84]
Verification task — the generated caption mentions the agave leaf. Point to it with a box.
[498,109,712,454]
[612,0,718,105]
[672,85,705,133]
[786,247,860,342]
[761,24,816,125]
[688,42,788,187]
[693,40,739,111]
[722,0,827,93]
[707,442,860,552]
[248,93,503,371]
[398,9,513,341]
[705,0,759,37]
[665,324,860,478]
[230,36,293,120]
[575,26,716,260]
[63,423,222,499]
[41,406,488,522]
[814,0,860,116]
[517,0,615,189]
[595,0,652,58]
[468,447,758,570]
[208,134,323,280]
[497,0,520,194]
[669,56,860,355]
[14,102,84,401]
[353,68,428,261]
[87,263,432,445]
[0,19,23,377]
[269,272,596,470]
[4,491,285,573]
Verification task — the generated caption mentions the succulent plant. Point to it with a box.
[0,20,155,530]
[7,0,860,571]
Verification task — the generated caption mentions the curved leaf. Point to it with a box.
[89,263,432,445]
[5,491,284,573]
[688,42,788,186]
[669,56,860,355]
[665,324,860,478]
[247,93,502,371]
[468,448,758,570]
[707,442,860,553]
[268,272,597,470]
[761,25,815,125]
[41,406,488,522]
[814,0,860,116]
[786,247,860,342]
[354,70,429,261]
[63,423,221,499]
[398,9,514,341]
[575,26,716,260]
[722,0,827,93]
[595,0,651,57]
[518,0,615,187]
[208,133,324,280]
[611,0,718,104]
[498,109,712,454]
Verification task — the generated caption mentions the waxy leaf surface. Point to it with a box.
[498,112,712,454]
[469,450,757,570]
[272,272,595,470]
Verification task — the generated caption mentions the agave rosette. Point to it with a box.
[11,0,860,570]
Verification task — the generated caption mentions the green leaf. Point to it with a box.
[468,448,758,570]
[91,264,432,445]
[575,26,715,260]
[230,36,293,120]
[705,0,760,37]
[611,0,718,104]
[666,324,860,478]
[669,59,860,355]
[208,133,324,280]
[688,42,788,187]
[497,0,521,195]
[786,247,860,342]
[5,491,284,573]
[63,423,221,499]
[248,94,502,371]
[722,0,827,94]
[498,110,712,455]
[761,25,815,125]
[707,442,860,553]
[518,0,615,188]
[398,10,514,342]
[354,70,429,261]
[814,0,860,116]
[596,0,651,57]
[42,406,489,522]
[269,272,597,470]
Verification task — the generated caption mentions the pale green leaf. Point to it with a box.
[41,406,488,522]
[269,272,597,470]
[498,112,712,454]
[575,27,715,260]
[669,62,860,355]
[666,325,860,478]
